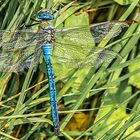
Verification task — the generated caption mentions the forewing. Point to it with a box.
[0,30,46,51]
[0,30,45,72]
[55,21,129,46]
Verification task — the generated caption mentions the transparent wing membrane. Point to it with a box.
[0,30,45,72]
[0,30,46,50]
[0,21,128,72]
[52,42,121,68]
[55,21,128,45]
[52,21,128,67]
[0,49,42,72]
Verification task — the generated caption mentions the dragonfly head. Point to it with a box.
[37,9,54,20]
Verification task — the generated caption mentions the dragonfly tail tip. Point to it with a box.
[54,127,60,135]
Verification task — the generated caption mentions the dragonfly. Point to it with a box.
[0,9,131,135]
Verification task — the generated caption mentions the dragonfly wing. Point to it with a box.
[52,42,91,68]
[0,41,43,72]
[17,47,43,72]
[89,21,128,43]
[52,42,121,68]
[55,21,129,45]
[0,30,46,72]
[0,30,45,51]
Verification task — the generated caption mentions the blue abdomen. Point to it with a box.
[43,43,60,135]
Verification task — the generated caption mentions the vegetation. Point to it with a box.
[0,0,140,139]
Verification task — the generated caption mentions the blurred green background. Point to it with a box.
[0,0,140,139]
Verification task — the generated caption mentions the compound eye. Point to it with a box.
[37,9,54,20]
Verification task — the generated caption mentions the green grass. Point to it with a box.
[0,0,140,139]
